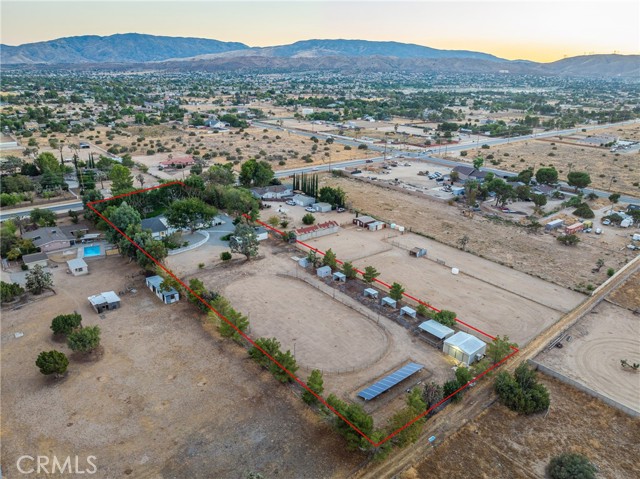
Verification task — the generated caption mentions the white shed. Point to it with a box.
[364,288,379,299]
[418,320,455,341]
[333,271,346,282]
[66,257,88,276]
[381,296,397,308]
[443,332,487,365]
[399,306,416,318]
[316,265,332,278]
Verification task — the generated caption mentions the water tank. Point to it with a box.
[451,267,459,275]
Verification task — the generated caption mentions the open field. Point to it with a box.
[609,270,640,310]
[186,241,455,424]
[536,300,640,413]
[445,122,640,197]
[0,257,361,478]
[307,227,583,346]
[413,375,640,479]
[323,175,638,291]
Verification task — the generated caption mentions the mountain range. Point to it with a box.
[1,34,638,78]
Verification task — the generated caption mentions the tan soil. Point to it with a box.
[608,270,640,310]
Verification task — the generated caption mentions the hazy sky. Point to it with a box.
[1,1,638,62]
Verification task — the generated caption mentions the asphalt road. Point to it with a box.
[0,201,84,222]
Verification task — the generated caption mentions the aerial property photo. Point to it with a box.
[1,1,639,478]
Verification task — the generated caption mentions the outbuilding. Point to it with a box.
[368,221,386,231]
[88,291,121,314]
[443,332,487,365]
[353,215,376,228]
[254,227,269,241]
[333,271,346,282]
[565,222,584,235]
[545,219,564,231]
[292,194,316,207]
[66,258,88,276]
[316,265,332,278]
[418,320,455,342]
[22,252,48,270]
[145,275,180,304]
[364,288,379,299]
[399,306,416,318]
[409,247,427,258]
[312,202,332,213]
[381,296,397,308]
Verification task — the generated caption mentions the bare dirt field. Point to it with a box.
[413,375,640,479]
[1,256,362,478]
[609,270,640,310]
[323,175,637,291]
[445,123,640,197]
[536,301,640,413]
[307,227,583,346]
[183,241,455,425]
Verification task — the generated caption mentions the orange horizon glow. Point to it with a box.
[1,1,638,63]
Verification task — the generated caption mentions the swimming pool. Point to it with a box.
[83,245,101,257]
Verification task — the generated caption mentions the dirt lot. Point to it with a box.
[609,270,640,310]
[445,123,640,197]
[184,241,455,425]
[413,375,640,479]
[536,301,640,413]
[0,257,361,478]
[306,227,583,346]
[323,175,637,291]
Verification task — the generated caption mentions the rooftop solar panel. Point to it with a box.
[357,362,424,401]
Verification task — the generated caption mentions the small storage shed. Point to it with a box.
[88,291,121,314]
[312,202,332,213]
[545,219,564,231]
[316,265,332,278]
[399,306,416,318]
[443,332,487,365]
[381,296,397,308]
[146,275,180,304]
[67,257,88,276]
[364,288,379,299]
[298,257,310,268]
[22,252,48,270]
[254,226,269,241]
[409,247,427,258]
[368,221,386,231]
[333,271,346,282]
[418,320,455,341]
[353,215,376,228]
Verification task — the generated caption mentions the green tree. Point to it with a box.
[547,453,596,479]
[229,222,259,260]
[239,159,274,187]
[495,362,550,414]
[302,369,324,404]
[388,387,427,447]
[573,203,594,219]
[30,208,56,227]
[486,335,517,363]
[109,164,134,195]
[210,295,249,342]
[267,215,280,227]
[567,171,591,192]
[205,164,235,185]
[67,326,101,353]
[455,366,473,386]
[516,168,534,184]
[389,282,405,301]
[608,193,620,204]
[535,167,558,185]
[342,261,357,279]
[249,337,282,368]
[50,313,82,336]
[165,197,217,233]
[362,265,380,284]
[322,248,338,270]
[36,350,69,378]
[557,234,580,246]
[532,193,547,209]
[106,201,141,243]
[25,264,53,295]
[35,152,62,174]
[326,394,374,451]
[473,156,484,170]
[433,309,457,327]
[318,186,346,207]
[422,381,443,409]
[302,213,315,225]
[0,281,24,303]
[443,379,462,403]
[270,349,298,383]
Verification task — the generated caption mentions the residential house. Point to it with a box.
[159,156,195,169]
[22,225,89,253]
[452,166,489,183]
[141,216,178,239]
[250,185,293,200]
[22,252,48,270]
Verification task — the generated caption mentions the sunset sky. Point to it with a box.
[1,1,638,62]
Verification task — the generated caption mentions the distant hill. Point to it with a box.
[184,39,503,61]
[2,34,638,78]
[0,33,249,64]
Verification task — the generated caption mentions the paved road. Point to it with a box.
[0,200,84,222]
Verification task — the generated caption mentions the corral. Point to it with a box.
[535,300,640,414]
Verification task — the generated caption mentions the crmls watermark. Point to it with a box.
[16,455,98,475]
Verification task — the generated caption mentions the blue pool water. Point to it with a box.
[83,245,101,257]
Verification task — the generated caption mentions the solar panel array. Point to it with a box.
[357,362,424,401]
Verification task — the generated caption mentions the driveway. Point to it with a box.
[203,214,235,247]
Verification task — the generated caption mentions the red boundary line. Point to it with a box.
[88,182,519,448]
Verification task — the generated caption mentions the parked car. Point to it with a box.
[595,228,602,234]
[305,207,315,212]
[602,219,611,225]
[285,200,296,206]
[337,207,346,213]
[365,159,374,163]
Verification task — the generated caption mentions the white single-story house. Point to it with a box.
[443,331,487,365]
[141,215,179,239]
[22,225,89,253]
[67,257,88,276]
[88,291,121,314]
[254,227,269,241]
[145,275,180,304]
[251,185,293,200]
[22,252,48,270]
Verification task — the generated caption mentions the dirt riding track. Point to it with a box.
[537,301,640,413]
[307,227,584,346]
